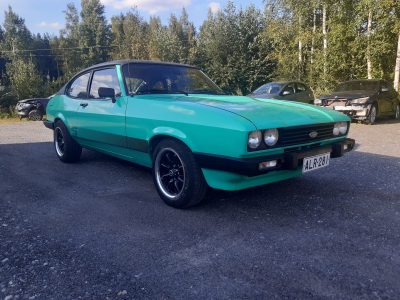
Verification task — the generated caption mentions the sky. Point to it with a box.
[0,0,265,35]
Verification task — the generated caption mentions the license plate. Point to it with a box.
[302,153,330,173]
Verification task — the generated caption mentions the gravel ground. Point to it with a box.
[0,119,399,299]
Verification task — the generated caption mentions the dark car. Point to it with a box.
[320,80,400,124]
[15,96,52,121]
[249,81,315,104]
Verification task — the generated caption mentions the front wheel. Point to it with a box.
[54,120,82,163]
[28,109,43,121]
[152,139,207,208]
[394,103,400,120]
[366,104,377,125]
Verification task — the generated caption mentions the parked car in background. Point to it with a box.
[44,60,354,208]
[249,81,315,104]
[15,96,53,121]
[320,80,400,124]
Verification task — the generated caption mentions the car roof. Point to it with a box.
[80,60,198,74]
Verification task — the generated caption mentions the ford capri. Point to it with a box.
[44,60,355,208]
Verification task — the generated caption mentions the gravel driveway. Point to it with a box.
[0,120,399,299]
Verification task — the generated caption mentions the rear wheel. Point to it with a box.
[54,120,82,163]
[152,139,207,208]
[28,109,43,121]
[394,103,400,120]
[366,104,377,125]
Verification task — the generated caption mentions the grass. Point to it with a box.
[0,117,22,124]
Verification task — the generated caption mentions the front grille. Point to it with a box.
[278,123,334,147]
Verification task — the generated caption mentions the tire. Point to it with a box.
[53,120,82,163]
[152,139,207,208]
[28,109,43,121]
[366,103,377,125]
[394,103,400,120]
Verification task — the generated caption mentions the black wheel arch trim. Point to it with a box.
[43,120,54,130]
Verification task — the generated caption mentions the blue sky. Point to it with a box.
[0,0,265,35]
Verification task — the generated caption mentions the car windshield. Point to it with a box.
[122,63,225,95]
[252,83,283,95]
[334,81,379,92]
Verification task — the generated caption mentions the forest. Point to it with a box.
[0,0,400,117]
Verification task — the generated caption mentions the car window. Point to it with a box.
[89,68,121,99]
[282,83,296,95]
[67,73,90,98]
[253,83,283,95]
[296,83,307,93]
[122,63,225,95]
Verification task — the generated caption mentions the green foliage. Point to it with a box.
[6,58,43,100]
[197,2,274,95]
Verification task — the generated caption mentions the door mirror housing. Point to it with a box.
[282,90,291,96]
[98,87,116,103]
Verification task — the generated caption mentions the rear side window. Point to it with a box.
[67,73,90,98]
[89,68,121,99]
[282,83,296,95]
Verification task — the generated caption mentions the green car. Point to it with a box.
[44,60,355,208]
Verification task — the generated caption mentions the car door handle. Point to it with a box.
[80,103,88,108]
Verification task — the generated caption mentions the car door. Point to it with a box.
[280,83,296,101]
[75,66,128,150]
[61,72,91,131]
[378,81,396,114]
[295,83,314,104]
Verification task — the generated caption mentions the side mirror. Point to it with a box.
[282,90,291,96]
[381,87,389,93]
[98,87,116,103]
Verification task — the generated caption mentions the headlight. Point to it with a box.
[248,130,262,149]
[333,122,348,136]
[351,97,369,104]
[264,128,279,146]
[314,99,322,106]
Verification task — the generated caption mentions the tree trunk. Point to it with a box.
[322,4,328,77]
[394,30,400,91]
[311,7,317,64]
[367,9,373,79]
[298,15,302,80]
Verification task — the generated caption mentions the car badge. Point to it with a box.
[309,131,318,138]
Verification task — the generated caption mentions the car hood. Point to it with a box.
[320,90,377,100]
[180,95,348,129]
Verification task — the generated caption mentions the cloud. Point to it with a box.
[208,2,220,14]
[101,0,191,14]
[38,21,63,30]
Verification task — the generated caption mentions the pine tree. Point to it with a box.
[79,0,111,66]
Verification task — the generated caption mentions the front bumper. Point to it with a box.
[195,138,355,177]
[327,104,371,120]
[15,108,29,117]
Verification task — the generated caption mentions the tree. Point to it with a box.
[111,10,150,60]
[58,3,82,76]
[79,0,111,66]
[6,58,42,100]
[198,2,273,94]
[2,6,32,57]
